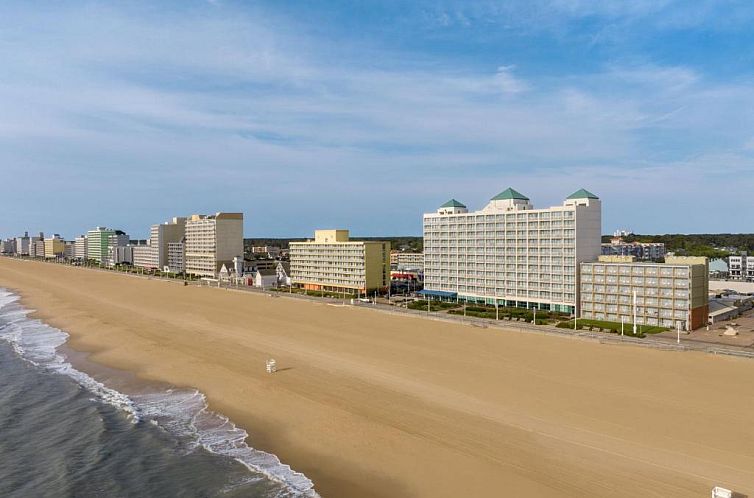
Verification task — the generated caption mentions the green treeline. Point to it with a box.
[601,233,754,258]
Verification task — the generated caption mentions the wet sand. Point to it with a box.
[1,257,753,497]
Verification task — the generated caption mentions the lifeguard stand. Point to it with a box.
[266,359,277,374]
[712,486,732,498]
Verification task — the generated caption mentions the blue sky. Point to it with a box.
[1,1,753,238]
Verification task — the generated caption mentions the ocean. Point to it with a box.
[0,289,318,498]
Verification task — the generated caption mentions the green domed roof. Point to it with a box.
[491,187,529,201]
[566,188,599,200]
[440,199,466,208]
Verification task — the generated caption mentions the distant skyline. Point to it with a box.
[1,1,753,239]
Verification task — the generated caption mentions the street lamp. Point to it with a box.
[632,290,638,336]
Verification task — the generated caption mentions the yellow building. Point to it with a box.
[44,235,65,259]
[289,230,390,294]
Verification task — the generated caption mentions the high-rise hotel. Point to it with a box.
[422,188,601,314]
[185,212,244,278]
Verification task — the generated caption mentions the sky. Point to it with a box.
[1,0,753,239]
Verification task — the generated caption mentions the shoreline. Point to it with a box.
[0,288,318,497]
[2,257,754,497]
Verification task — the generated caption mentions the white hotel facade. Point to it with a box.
[422,188,601,314]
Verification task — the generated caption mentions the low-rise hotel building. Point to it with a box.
[728,256,744,279]
[390,251,424,271]
[289,229,390,294]
[422,188,602,314]
[184,212,244,277]
[601,239,665,261]
[252,246,281,259]
[728,255,754,281]
[580,255,709,330]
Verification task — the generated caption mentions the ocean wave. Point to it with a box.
[0,288,319,498]
[135,389,318,497]
[0,290,140,420]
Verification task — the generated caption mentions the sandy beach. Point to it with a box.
[1,257,753,498]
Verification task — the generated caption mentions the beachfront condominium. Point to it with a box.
[106,244,134,267]
[289,230,390,294]
[44,234,65,259]
[184,212,244,278]
[15,232,30,256]
[28,232,44,258]
[131,217,187,270]
[151,217,186,269]
[167,240,186,273]
[580,255,709,330]
[74,235,88,260]
[86,228,129,263]
[87,227,114,263]
[131,242,152,269]
[422,188,602,314]
[0,238,16,254]
[109,232,130,249]
[31,239,45,258]
[63,241,75,259]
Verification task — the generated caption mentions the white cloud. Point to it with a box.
[0,2,753,236]
[494,65,528,94]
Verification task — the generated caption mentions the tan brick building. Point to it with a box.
[290,230,390,294]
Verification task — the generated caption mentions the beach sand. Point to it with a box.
[1,257,753,497]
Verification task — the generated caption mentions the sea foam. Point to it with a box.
[0,288,318,498]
